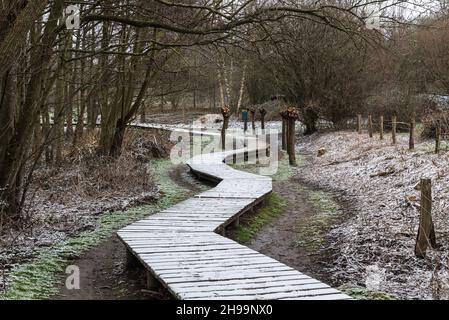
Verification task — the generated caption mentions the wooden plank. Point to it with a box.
[139,248,257,259]
[170,274,314,289]
[149,256,276,268]
[281,293,352,300]
[189,288,343,300]
[180,283,331,299]
[141,254,264,265]
[163,270,302,284]
[154,263,289,276]
[130,244,244,253]
[173,278,321,294]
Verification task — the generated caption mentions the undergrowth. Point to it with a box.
[0,159,189,300]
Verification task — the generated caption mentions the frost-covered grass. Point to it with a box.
[297,131,449,299]
[0,159,189,300]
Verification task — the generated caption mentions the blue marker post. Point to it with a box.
[242,109,249,133]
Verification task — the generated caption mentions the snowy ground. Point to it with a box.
[297,131,449,300]
[137,112,305,132]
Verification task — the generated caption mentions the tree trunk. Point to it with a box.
[221,116,230,150]
[357,114,362,134]
[110,119,127,158]
[0,0,50,79]
[303,108,318,135]
[0,0,63,218]
[140,106,146,123]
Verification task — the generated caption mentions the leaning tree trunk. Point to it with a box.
[110,119,127,158]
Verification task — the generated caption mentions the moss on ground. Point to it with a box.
[0,159,190,300]
[341,287,396,300]
[295,187,341,254]
[234,193,287,243]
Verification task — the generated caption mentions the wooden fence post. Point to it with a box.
[288,119,295,165]
[409,112,415,150]
[435,120,441,154]
[250,108,256,132]
[260,108,267,130]
[285,107,299,165]
[380,115,384,140]
[281,112,287,151]
[221,106,231,150]
[415,178,437,258]
[357,114,362,134]
[233,136,237,164]
[243,111,248,133]
[368,115,373,138]
[392,114,397,145]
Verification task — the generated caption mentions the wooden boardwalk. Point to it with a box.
[118,125,351,300]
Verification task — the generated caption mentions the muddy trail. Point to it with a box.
[249,179,339,285]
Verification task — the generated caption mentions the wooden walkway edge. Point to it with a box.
[118,124,351,300]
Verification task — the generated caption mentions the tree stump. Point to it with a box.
[415,178,437,258]
[221,106,231,150]
[368,115,373,138]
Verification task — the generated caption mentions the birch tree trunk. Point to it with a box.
[236,62,247,115]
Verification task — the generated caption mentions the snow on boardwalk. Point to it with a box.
[118,125,351,300]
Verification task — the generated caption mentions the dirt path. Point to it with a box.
[242,177,343,286]
[53,165,209,300]
[55,236,171,300]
